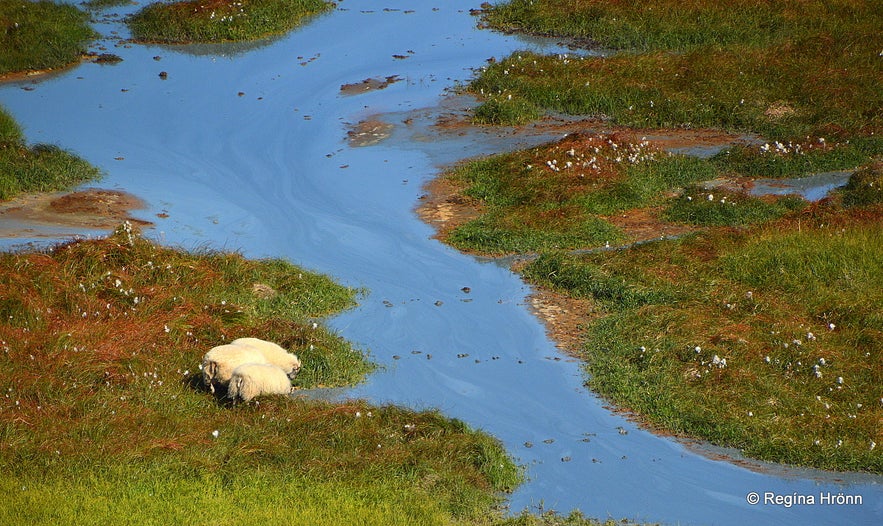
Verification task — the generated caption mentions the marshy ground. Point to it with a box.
[414,0,882,474]
[2,0,881,524]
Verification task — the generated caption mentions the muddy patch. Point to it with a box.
[429,98,749,157]
[603,206,698,244]
[415,175,483,245]
[0,188,151,238]
[347,119,395,147]
[526,287,600,355]
[339,75,401,96]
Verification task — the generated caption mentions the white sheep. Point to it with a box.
[230,337,302,379]
[227,363,293,402]
[201,344,268,393]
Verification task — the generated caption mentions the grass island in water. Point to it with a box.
[127,0,334,44]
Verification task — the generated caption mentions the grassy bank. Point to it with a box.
[0,0,96,76]
[0,224,522,524]
[473,1,882,139]
[522,199,883,473]
[127,0,333,44]
[0,107,101,200]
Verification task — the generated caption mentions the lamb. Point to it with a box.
[201,344,268,393]
[227,363,293,402]
[230,337,302,379]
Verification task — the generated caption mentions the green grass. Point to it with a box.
[0,0,96,75]
[472,1,883,140]
[0,107,101,200]
[127,0,333,44]
[521,205,883,472]
[444,134,651,254]
[839,161,883,208]
[480,0,858,52]
[663,186,806,227]
[82,0,133,10]
[436,131,833,255]
[711,137,883,179]
[0,225,523,524]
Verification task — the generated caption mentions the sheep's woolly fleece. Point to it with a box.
[201,344,268,393]
[227,362,294,402]
[232,337,302,378]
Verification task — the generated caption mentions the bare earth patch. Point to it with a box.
[603,205,698,243]
[416,175,483,247]
[525,287,600,355]
[347,119,395,147]
[339,75,401,96]
[0,188,151,238]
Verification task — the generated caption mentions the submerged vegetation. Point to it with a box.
[127,0,333,44]
[0,0,96,76]
[0,225,523,524]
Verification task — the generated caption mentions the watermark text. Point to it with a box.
[746,491,864,508]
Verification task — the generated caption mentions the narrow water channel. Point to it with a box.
[1,1,880,524]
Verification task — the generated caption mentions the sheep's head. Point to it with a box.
[286,355,302,379]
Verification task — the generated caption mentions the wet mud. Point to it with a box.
[339,75,401,96]
[0,188,151,238]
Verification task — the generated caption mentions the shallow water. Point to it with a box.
[2,1,881,524]
[749,171,852,202]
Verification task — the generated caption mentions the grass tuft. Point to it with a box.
[0,0,96,75]
[127,0,333,44]
[841,161,883,208]
[663,186,806,227]
[0,108,101,201]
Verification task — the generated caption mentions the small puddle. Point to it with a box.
[749,170,852,201]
